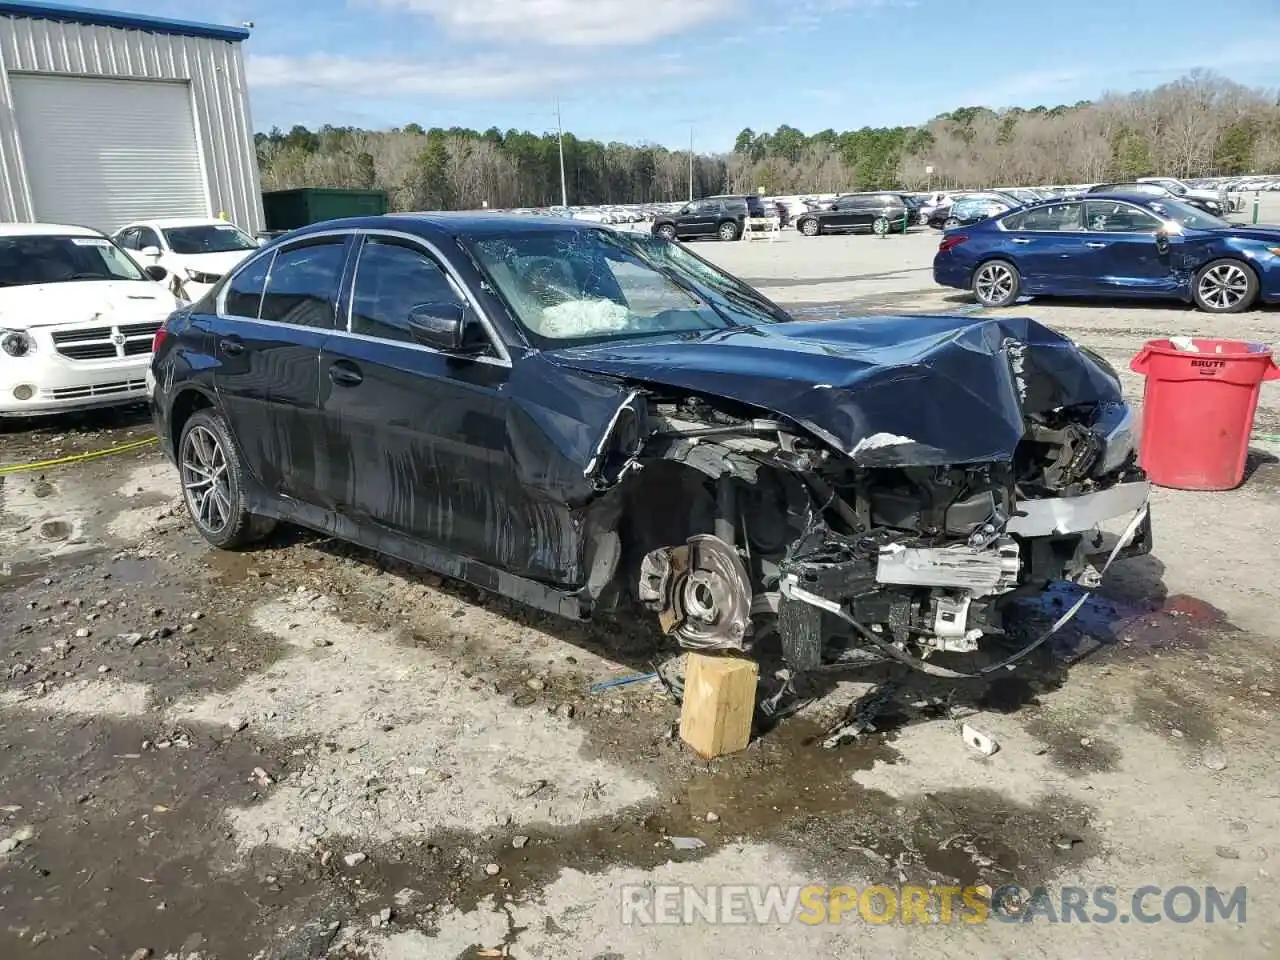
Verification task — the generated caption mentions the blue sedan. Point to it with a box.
[933,193,1280,313]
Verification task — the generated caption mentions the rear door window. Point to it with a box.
[1012,203,1084,231]
[259,238,348,328]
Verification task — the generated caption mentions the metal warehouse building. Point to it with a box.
[0,0,262,233]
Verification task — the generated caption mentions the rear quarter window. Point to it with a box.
[223,252,273,318]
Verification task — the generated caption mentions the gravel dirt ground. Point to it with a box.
[2,204,1278,959]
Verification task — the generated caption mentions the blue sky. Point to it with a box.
[88,0,1280,150]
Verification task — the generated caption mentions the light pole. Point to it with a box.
[555,97,568,209]
[688,125,694,202]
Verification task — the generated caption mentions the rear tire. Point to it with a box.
[972,259,1021,308]
[717,220,740,241]
[656,223,677,241]
[178,408,275,550]
[799,217,820,237]
[944,216,961,229]
[1193,258,1258,313]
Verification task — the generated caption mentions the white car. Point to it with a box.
[112,217,260,302]
[0,224,185,418]
[1137,177,1234,211]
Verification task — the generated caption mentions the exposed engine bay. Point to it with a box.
[620,390,1152,679]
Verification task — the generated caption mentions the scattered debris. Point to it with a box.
[343,852,368,868]
[1201,747,1227,771]
[0,825,35,854]
[514,779,549,800]
[667,836,706,851]
[962,723,1000,756]
[1216,846,1241,860]
[705,812,720,823]
[512,835,530,849]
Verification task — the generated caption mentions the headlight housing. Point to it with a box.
[1,329,33,358]
[183,268,222,285]
[1093,402,1137,475]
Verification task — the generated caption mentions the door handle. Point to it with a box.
[328,362,363,387]
[218,338,244,356]
[1011,238,1031,244]
[1085,242,1107,248]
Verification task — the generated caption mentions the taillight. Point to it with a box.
[938,234,969,253]
[151,328,169,354]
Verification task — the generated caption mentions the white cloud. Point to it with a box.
[247,54,589,99]
[958,70,1085,108]
[367,0,736,46]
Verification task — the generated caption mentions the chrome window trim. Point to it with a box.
[216,227,512,368]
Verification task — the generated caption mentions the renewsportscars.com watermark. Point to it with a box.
[620,884,1248,926]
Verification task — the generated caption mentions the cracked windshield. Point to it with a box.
[469,229,784,341]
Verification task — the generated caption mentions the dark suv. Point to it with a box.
[793,193,910,237]
[650,195,769,242]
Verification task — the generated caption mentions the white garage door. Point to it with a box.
[10,75,209,232]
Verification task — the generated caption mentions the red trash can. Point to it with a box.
[1130,338,1280,491]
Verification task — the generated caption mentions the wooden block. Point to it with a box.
[679,653,758,759]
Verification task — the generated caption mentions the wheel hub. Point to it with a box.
[638,534,753,651]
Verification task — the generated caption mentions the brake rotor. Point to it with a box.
[671,534,753,651]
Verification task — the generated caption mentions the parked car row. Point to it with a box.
[933,191,1280,314]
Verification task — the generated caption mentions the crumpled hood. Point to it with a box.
[0,280,180,328]
[545,315,1123,466]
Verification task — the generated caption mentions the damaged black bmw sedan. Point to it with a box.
[150,213,1152,682]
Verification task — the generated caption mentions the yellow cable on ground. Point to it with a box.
[0,435,159,475]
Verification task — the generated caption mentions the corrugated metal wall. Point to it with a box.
[0,14,263,230]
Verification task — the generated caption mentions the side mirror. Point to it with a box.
[406,302,486,354]
[143,264,168,282]
[1155,230,1170,255]
[140,245,162,259]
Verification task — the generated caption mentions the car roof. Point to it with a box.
[284,212,620,241]
[0,222,103,237]
[120,217,241,230]
[1074,192,1161,204]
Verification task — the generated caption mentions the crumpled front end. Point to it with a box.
[605,326,1153,678]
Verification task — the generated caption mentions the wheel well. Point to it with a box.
[1198,256,1256,278]
[168,388,213,452]
[971,255,1018,278]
